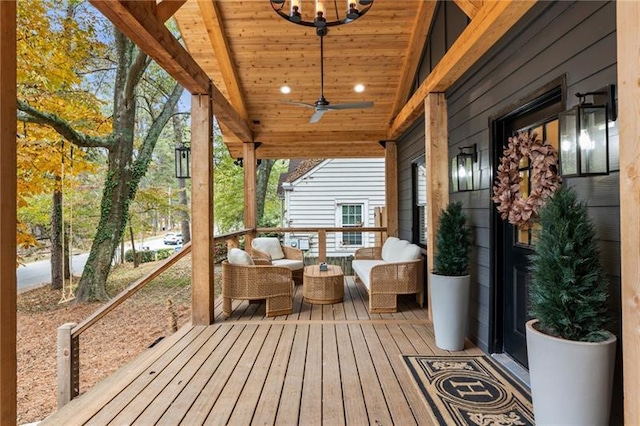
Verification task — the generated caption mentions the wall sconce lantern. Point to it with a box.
[559,84,616,177]
[174,143,191,179]
[451,143,478,192]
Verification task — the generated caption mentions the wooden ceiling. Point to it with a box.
[90,0,536,160]
[174,0,434,159]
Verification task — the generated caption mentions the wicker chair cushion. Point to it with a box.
[351,259,386,290]
[272,258,304,271]
[381,237,400,261]
[227,248,254,265]
[381,237,420,262]
[252,237,285,260]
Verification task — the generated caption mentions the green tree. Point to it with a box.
[529,188,610,342]
[18,4,184,301]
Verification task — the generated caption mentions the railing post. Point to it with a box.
[57,323,79,407]
[318,229,327,262]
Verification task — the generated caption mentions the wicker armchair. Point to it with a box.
[250,237,304,284]
[352,238,423,313]
[221,259,294,318]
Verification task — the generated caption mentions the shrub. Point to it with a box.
[433,202,472,276]
[124,249,156,264]
[529,188,610,342]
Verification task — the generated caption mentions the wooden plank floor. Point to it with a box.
[41,277,482,425]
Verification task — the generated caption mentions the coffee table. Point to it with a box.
[303,264,344,304]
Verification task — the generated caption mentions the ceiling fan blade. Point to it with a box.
[326,101,374,110]
[310,109,326,123]
[280,100,316,109]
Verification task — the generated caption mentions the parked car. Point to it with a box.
[163,232,183,245]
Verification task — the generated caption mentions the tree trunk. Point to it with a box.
[256,159,275,225]
[51,188,64,289]
[172,112,191,244]
[179,178,190,243]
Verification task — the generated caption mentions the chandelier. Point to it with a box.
[270,0,374,36]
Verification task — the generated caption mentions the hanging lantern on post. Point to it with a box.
[174,142,191,179]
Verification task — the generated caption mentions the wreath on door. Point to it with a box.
[492,130,561,229]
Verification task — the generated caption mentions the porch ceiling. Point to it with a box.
[174,0,430,159]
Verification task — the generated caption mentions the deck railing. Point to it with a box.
[56,227,386,407]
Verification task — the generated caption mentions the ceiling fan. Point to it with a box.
[281,34,374,123]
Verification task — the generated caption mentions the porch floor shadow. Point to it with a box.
[41,276,482,425]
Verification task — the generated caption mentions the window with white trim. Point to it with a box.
[338,203,364,247]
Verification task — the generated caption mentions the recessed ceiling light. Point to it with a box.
[280,85,292,94]
[354,84,365,93]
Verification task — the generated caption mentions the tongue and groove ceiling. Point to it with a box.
[174,0,437,159]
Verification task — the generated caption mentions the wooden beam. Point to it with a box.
[616,2,640,423]
[390,0,437,118]
[243,143,386,159]
[90,0,253,142]
[385,141,398,237]
[198,0,249,121]
[191,93,215,325]
[0,2,17,423]
[243,142,257,247]
[424,93,449,320]
[388,0,536,140]
[156,0,187,22]
[253,130,388,144]
[453,0,481,19]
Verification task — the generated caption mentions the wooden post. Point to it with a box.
[425,93,449,319]
[0,3,17,423]
[385,140,399,237]
[191,92,215,325]
[318,230,327,262]
[616,4,640,423]
[57,323,79,407]
[243,142,257,248]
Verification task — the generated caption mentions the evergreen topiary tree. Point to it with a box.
[433,202,472,276]
[529,187,610,342]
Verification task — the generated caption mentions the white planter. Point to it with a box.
[526,319,616,426]
[430,273,470,351]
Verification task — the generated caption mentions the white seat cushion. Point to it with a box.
[381,237,400,261]
[385,239,422,262]
[227,248,254,265]
[352,259,386,290]
[272,258,304,271]
[252,237,285,260]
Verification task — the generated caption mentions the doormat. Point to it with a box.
[402,355,534,426]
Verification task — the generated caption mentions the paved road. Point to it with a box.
[17,236,175,292]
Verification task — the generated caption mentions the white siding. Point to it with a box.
[283,158,386,257]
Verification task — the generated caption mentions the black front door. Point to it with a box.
[496,107,561,368]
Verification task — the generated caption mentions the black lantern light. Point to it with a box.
[174,143,191,179]
[559,85,616,177]
[451,143,478,192]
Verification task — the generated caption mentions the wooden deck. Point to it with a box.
[42,277,482,425]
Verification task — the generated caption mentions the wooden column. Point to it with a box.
[616,3,640,423]
[385,140,398,237]
[0,2,17,423]
[424,93,449,318]
[243,142,257,247]
[318,230,327,262]
[191,92,215,325]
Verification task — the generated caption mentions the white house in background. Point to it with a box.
[279,158,386,258]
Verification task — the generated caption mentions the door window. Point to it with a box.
[514,119,559,247]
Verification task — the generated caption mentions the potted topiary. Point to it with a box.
[430,202,472,351]
[526,187,616,425]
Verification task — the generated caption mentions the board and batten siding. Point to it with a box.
[398,0,619,367]
[447,0,619,351]
[283,158,386,258]
[398,117,426,243]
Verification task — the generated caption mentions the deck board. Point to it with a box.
[41,276,488,425]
